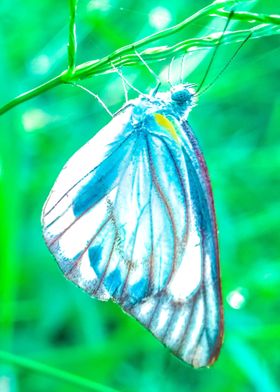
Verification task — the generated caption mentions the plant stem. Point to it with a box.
[68,0,78,73]
[0,74,64,115]
[0,0,279,116]
[214,9,280,25]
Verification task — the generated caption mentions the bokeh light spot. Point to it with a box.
[30,54,51,75]
[226,288,246,309]
[22,109,51,132]
[87,0,110,12]
[149,7,172,30]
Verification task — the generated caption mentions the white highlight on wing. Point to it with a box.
[131,297,157,325]
[156,305,170,331]
[191,333,209,368]
[112,148,151,267]
[181,297,204,358]
[44,199,75,235]
[138,299,155,317]
[168,205,202,300]
[203,253,219,341]
[169,307,189,343]
[125,262,145,286]
[58,193,111,259]
[79,252,97,282]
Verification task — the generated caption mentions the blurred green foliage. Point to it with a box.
[0,0,279,391]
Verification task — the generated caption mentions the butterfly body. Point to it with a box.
[42,83,223,367]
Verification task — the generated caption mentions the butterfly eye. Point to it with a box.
[171,89,192,104]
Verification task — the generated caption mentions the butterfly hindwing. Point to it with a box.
[124,114,222,367]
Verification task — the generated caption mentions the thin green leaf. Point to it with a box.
[0,350,120,392]
[226,336,280,392]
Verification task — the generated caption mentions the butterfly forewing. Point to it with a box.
[42,85,223,367]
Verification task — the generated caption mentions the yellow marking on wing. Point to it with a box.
[154,113,180,143]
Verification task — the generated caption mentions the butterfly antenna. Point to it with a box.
[134,47,160,83]
[196,10,235,94]
[134,47,161,96]
[72,83,113,117]
[150,82,161,97]
[167,57,175,88]
[119,69,129,102]
[110,60,128,101]
[198,32,252,96]
[179,54,187,84]
[110,59,143,98]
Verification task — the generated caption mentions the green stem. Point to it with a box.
[0,0,279,116]
[214,9,280,25]
[68,0,78,73]
[0,74,64,115]
[0,0,236,116]
[0,350,120,392]
[75,23,278,76]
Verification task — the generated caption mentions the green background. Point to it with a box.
[0,0,279,391]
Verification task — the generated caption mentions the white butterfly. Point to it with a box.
[42,83,223,368]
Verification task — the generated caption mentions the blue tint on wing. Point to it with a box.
[129,278,149,305]
[185,153,206,227]
[88,245,103,277]
[104,268,122,296]
[181,121,218,282]
[183,143,212,234]
[73,129,135,217]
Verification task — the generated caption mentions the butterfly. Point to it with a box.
[42,83,223,368]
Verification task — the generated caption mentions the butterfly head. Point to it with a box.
[171,84,195,104]
[150,84,197,121]
[169,84,197,120]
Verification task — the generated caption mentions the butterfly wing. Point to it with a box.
[42,104,138,300]
[42,102,223,367]
[127,114,223,368]
[42,103,186,304]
